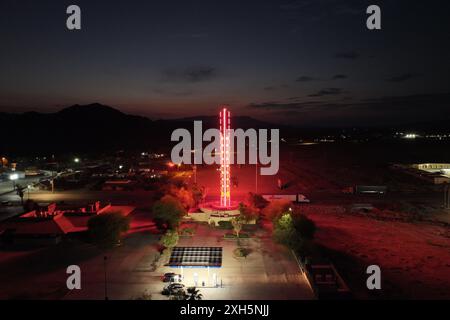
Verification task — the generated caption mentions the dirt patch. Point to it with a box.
[309,210,450,299]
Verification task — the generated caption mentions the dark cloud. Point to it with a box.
[334,51,360,60]
[263,84,290,91]
[280,0,361,24]
[332,74,348,80]
[170,33,209,39]
[308,88,343,97]
[248,92,450,126]
[247,100,325,111]
[359,92,450,110]
[296,76,316,82]
[153,88,194,96]
[387,73,421,82]
[162,66,217,83]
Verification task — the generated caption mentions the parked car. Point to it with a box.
[162,272,182,282]
[162,283,185,295]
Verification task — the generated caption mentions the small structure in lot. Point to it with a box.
[262,194,310,203]
[168,246,223,268]
[302,258,351,299]
[189,202,242,226]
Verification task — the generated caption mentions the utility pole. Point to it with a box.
[104,256,108,300]
[444,185,450,210]
[255,161,258,194]
[254,146,258,194]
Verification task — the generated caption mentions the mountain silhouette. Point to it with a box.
[0,103,278,155]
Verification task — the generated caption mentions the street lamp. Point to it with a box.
[74,158,80,163]
[103,256,108,300]
[9,173,19,191]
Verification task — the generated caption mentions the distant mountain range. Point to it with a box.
[0,103,449,155]
[0,103,279,155]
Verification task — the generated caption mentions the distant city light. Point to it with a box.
[119,165,123,169]
[404,133,418,139]
[74,158,80,163]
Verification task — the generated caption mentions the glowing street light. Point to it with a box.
[74,158,80,163]
[9,173,19,190]
[167,161,175,168]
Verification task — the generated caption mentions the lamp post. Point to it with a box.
[253,145,258,194]
[103,256,108,300]
[9,173,18,191]
[255,161,258,194]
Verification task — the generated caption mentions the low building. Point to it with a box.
[102,179,135,191]
[0,202,135,246]
[392,163,450,185]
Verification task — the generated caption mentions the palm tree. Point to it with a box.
[231,216,243,238]
[185,287,203,300]
[169,289,187,300]
[15,184,25,205]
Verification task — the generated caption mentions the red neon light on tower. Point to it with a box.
[219,107,231,207]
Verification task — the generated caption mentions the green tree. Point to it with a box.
[152,195,186,230]
[246,192,268,209]
[239,203,259,222]
[15,184,25,205]
[191,184,205,206]
[272,212,317,254]
[87,212,130,248]
[169,186,195,210]
[231,216,244,238]
[262,199,291,221]
[169,290,187,300]
[292,214,316,240]
[273,213,296,247]
[160,229,179,248]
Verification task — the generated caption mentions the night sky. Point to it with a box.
[1,0,449,126]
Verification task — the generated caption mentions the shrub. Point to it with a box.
[87,212,130,248]
[245,193,269,209]
[262,199,291,221]
[152,195,186,230]
[160,229,179,248]
[224,232,249,239]
[233,247,251,258]
[217,221,233,229]
[180,227,195,236]
[292,214,316,240]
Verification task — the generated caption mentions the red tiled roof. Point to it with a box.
[0,205,136,236]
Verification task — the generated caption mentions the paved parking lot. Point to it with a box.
[60,222,314,300]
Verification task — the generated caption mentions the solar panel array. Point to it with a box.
[169,247,222,267]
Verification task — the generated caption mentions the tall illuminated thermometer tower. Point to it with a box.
[219,107,231,207]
